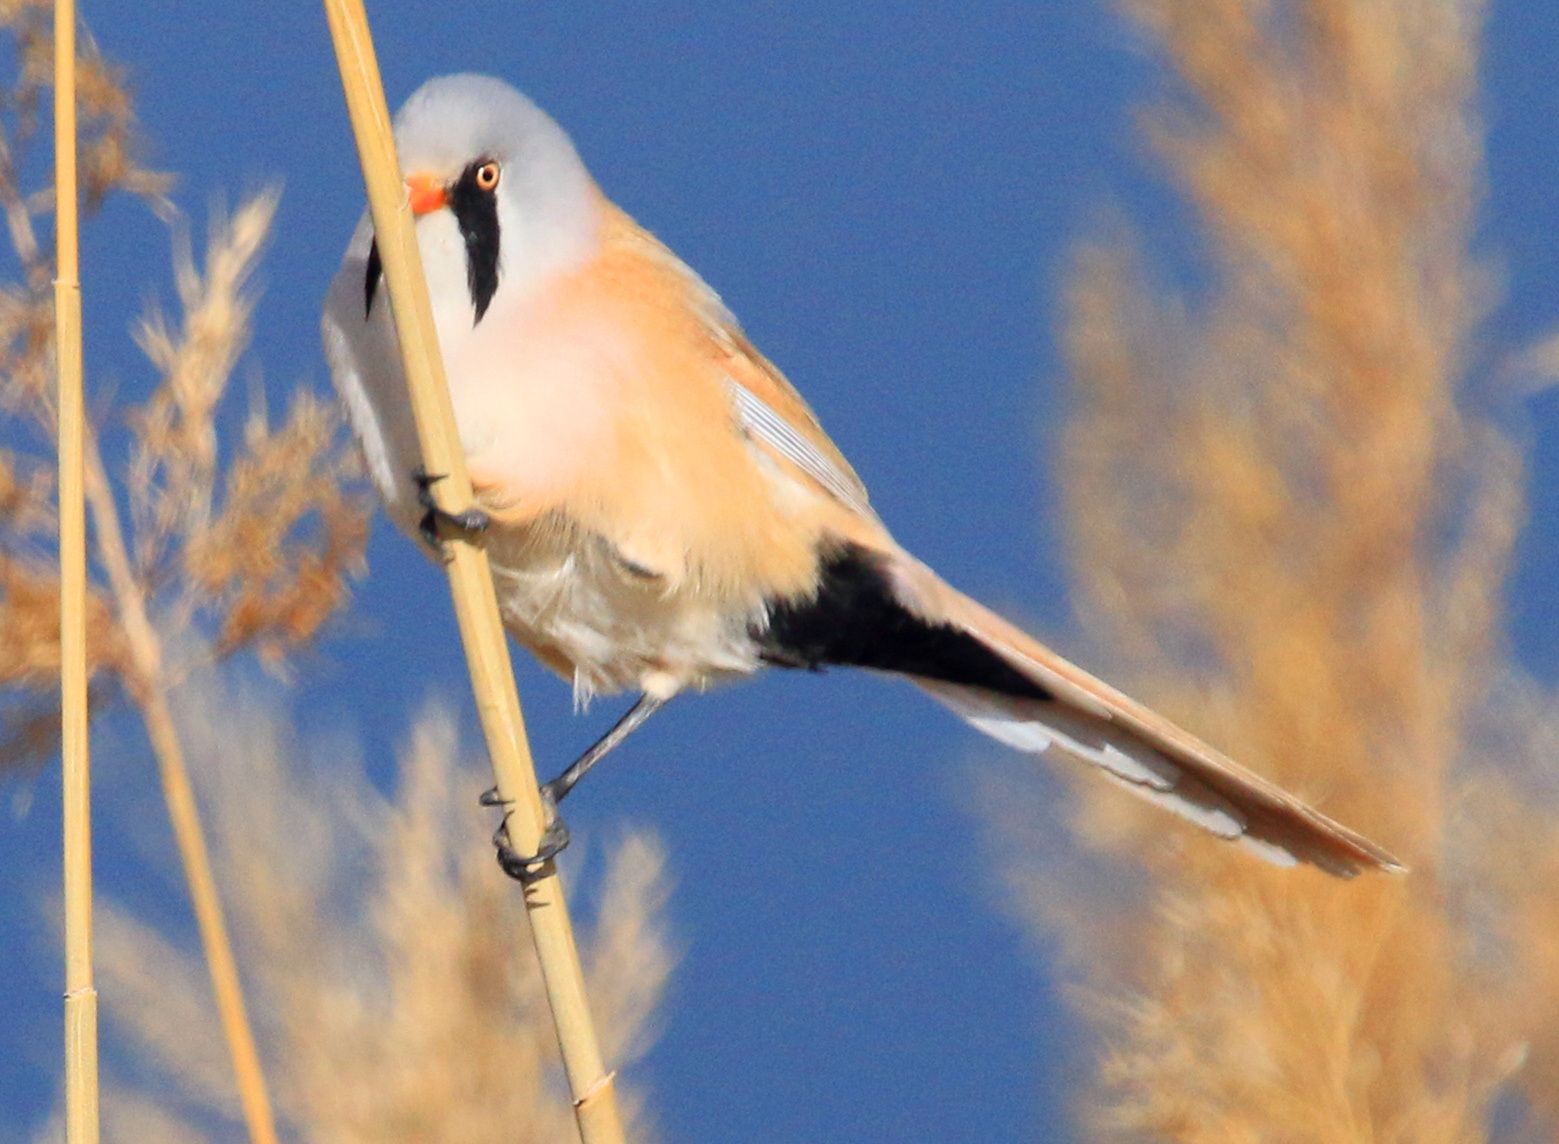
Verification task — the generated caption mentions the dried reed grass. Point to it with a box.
[982,0,1559,1139]
[0,12,367,1142]
[73,683,673,1144]
[0,21,365,771]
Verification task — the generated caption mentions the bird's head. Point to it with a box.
[365,74,600,327]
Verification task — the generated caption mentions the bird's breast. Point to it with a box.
[444,292,625,514]
[446,258,829,607]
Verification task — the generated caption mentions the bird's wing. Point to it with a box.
[606,211,878,524]
[724,373,875,521]
[718,325,877,523]
[880,549,1405,877]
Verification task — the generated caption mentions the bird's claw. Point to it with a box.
[413,466,490,558]
[488,783,570,885]
[492,814,571,885]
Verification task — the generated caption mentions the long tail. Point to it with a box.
[759,541,1404,878]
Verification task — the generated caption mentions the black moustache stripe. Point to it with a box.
[449,161,501,324]
[363,238,382,318]
[360,163,500,325]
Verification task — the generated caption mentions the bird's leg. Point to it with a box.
[547,693,666,806]
[481,693,667,884]
[413,466,490,557]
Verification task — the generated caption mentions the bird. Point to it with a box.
[322,73,1402,881]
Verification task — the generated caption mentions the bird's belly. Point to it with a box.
[484,522,764,704]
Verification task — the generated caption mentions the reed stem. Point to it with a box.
[54,2,99,1140]
[49,11,281,1142]
[321,4,627,1139]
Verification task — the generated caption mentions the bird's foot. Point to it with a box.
[413,466,490,558]
[485,783,571,885]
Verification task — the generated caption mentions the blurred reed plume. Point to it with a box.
[983,0,1559,1139]
[0,3,368,769]
[0,6,366,1139]
[53,684,673,1144]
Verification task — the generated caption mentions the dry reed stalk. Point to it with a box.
[320,3,625,1140]
[977,0,1559,1139]
[53,1,98,1140]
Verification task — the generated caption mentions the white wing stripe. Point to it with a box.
[728,380,873,518]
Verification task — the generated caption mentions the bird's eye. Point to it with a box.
[474,161,501,192]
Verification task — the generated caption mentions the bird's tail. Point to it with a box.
[892,556,1403,877]
[762,540,1404,877]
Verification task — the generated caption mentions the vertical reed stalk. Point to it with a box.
[36,21,285,1135]
[321,4,627,1140]
[54,2,99,1140]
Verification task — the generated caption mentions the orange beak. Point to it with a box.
[406,172,447,216]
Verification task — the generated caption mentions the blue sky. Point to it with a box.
[4,4,1557,1141]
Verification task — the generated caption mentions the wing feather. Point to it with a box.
[606,209,877,521]
[727,378,875,519]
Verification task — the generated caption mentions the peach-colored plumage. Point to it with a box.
[460,201,874,601]
[323,74,1403,877]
